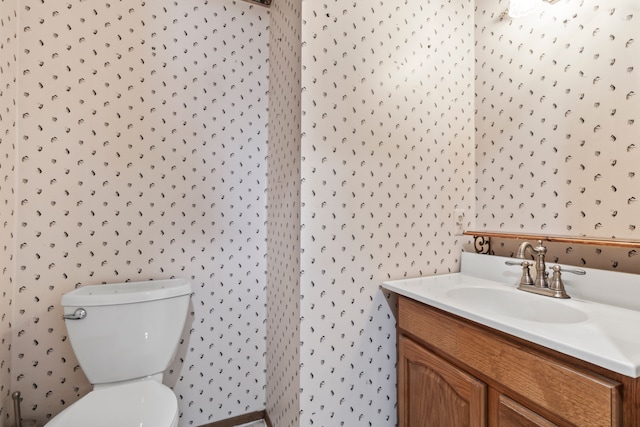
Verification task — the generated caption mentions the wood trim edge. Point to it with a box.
[199,410,266,427]
[463,230,640,249]
[264,410,274,427]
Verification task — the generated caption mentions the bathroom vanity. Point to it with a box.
[384,252,640,427]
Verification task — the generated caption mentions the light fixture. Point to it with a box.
[242,0,271,6]
[508,0,542,17]
[506,0,560,18]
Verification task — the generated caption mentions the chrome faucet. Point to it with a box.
[505,240,586,299]
[517,240,549,289]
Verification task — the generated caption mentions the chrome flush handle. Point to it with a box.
[63,308,87,320]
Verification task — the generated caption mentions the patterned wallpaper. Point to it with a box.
[0,0,16,425]
[298,0,474,425]
[6,0,269,425]
[475,0,640,252]
[266,0,301,426]
[1,0,638,427]
[268,1,640,426]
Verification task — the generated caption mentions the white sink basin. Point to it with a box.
[445,287,589,324]
[382,252,640,378]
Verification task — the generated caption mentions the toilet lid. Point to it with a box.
[46,380,178,427]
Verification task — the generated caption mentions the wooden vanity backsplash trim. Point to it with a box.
[463,230,640,249]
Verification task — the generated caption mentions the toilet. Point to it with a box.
[46,278,192,427]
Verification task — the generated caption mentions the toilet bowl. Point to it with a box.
[46,278,192,427]
[45,379,179,427]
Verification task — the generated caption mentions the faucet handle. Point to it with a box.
[552,265,586,276]
[505,260,534,286]
[505,260,529,267]
[548,265,585,299]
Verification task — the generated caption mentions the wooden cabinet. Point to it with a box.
[397,296,640,427]
[399,335,486,427]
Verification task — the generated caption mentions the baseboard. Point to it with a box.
[264,411,273,427]
[200,410,266,427]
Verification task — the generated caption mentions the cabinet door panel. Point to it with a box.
[399,335,487,427]
[496,394,557,427]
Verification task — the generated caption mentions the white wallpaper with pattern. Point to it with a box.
[5,1,269,425]
[266,0,301,426]
[2,0,639,427]
[0,0,17,425]
[299,0,474,425]
[271,1,640,426]
[476,0,640,240]
[475,0,640,273]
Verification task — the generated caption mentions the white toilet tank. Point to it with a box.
[61,278,192,385]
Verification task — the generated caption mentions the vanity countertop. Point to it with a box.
[383,252,640,378]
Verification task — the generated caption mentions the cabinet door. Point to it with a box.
[399,335,487,427]
[494,393,557,427]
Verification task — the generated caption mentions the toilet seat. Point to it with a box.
[45,380,179,427]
